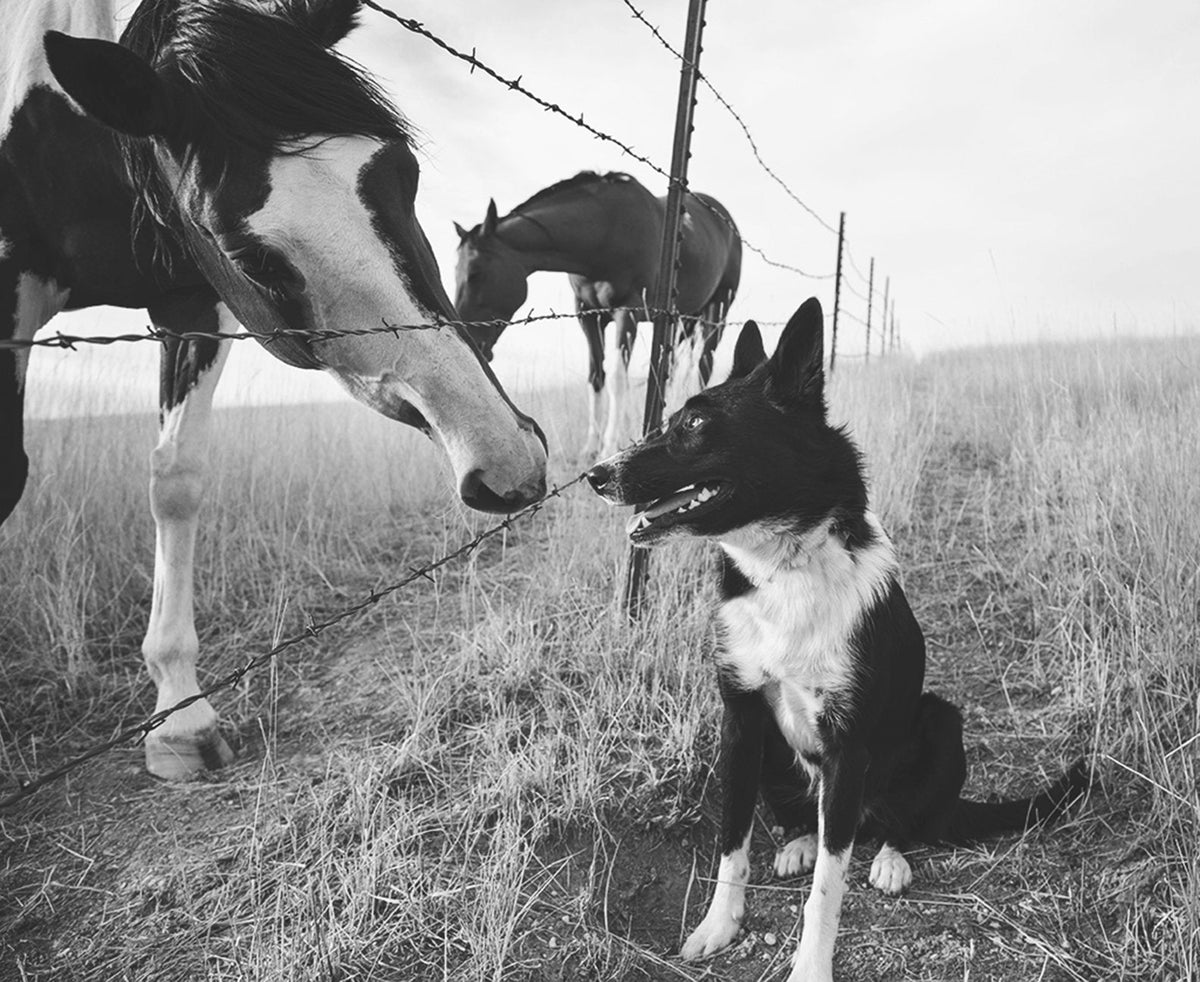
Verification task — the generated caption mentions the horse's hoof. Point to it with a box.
[144,727,235,780]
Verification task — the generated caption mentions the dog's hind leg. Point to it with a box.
[680,681,769,961]
[867,693,968,895]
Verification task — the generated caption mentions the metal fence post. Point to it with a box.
[880,276,890,358]
[623,0,707,618]
[829,211,845,373]
[864,256,875,364]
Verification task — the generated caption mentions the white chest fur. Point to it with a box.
[717,515,896,761]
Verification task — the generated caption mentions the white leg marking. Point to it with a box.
[774,833,818,878]
[868,843,912,895]
[141,318,233,780]
[581,383,604,461]
[600,314,632,458]
[681,829,752,960]
[663,323,703,415]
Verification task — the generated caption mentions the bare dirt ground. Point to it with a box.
[0,425,1180,982]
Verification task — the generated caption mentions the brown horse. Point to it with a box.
[454,172,741,459]
[1,0,547,780]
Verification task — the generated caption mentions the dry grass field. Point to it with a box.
[1,333,1197,981]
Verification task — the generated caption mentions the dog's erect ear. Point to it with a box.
[729,320,766,380]
[44,32,171,137]
[277,0,361,47]
[766,297,825,406]
[482,199,499,237]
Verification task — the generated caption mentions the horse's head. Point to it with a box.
[453,200,528,361]
[43,0,546,512]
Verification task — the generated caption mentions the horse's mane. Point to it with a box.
[510,170,637,215]
[119,0,412,268]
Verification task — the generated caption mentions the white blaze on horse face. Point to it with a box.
[1,0,117,140]
[244,136,546,504]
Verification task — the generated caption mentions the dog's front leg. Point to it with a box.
[680,684,767,960]
[786,746,868,982]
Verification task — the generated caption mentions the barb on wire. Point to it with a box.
[0,474,588,809]
[620,0,840,238]
[362,0,831,281]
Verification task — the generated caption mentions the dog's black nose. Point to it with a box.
[586,462,614,494]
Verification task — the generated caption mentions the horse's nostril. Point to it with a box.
[586,463,613,493]
[460,469,541,514]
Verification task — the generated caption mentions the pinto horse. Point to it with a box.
[454,172,741,459]
[0,0,548,780]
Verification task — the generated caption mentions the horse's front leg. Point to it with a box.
[600,309,636,459]
[579,309,607,461]
[141,294,234,780]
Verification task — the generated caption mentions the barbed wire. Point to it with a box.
[619,0,840,239]
[0,303,789,353]
[0,472,589,809]
[362,0,831,281]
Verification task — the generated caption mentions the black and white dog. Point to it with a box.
[587,298,1088,982]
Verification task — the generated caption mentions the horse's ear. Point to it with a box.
[766,298,825,406]
[729,321,766,380]
[278,0,361,47]
[454,221,469,240]
[482,199,499,236]
[44,32,171,137]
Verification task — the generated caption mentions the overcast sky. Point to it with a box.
[33,0,1200,414]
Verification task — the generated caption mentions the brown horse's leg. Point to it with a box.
[601,309,637,458]
[0,260,70,524]
[141,292,235,780]
[579,308,607,460]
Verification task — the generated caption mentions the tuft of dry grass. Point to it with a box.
[2,334,1198,981]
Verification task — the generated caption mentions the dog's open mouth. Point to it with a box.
[626,481,733,541]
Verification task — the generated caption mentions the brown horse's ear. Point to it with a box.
[453,221,470,240]
[729,320,766,380]
[482,199,499,236]
[277,0,361,47]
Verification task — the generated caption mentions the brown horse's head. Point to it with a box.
[453,199,529,361]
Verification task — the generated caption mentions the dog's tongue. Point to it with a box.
[643,486,699,520]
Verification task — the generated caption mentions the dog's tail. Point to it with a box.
[943,759,1092,844]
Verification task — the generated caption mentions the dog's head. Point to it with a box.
[587,297,867,546]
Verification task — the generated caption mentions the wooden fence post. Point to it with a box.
[829,211,845,373]
[864,256,875,364]
[623,0,707,618]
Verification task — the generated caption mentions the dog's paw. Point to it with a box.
[774,834,818,878]
[784,960,834,982]
[868,843,912,896]
[680,911,742,960]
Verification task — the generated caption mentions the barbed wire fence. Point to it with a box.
[0,0,905,805]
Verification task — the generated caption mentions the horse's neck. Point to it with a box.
[497,201,611,277]
[1,0,120,141]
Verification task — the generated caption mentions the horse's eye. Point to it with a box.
[229,245,291,298]
[684,413,706,432]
